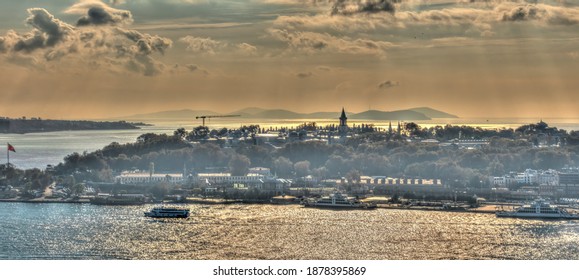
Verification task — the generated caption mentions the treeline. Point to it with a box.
[0,119,141,134]
[48,125,579,189]
[404,121,568,143]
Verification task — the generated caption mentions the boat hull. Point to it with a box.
[303,203,377,210]
[144,207,190,218]
[496,212,579,219]
[144,213,189,218]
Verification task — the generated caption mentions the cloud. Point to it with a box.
[0,4,173,76]
[169,63,210,75]
[273,2,579,37]
[185,64,199,71]
[236,43,258,55]
[297,71,313,78]
[378,80,399,89]
[65,0,133,26]
[11,8,76,52]
[116,28,173,55]
[331,0,396,16]
[498,4,579,25]
[179,36,227,54]
[268,28,393,57]
[178,36,258,56]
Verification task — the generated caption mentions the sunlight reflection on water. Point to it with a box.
[1,203,578,260]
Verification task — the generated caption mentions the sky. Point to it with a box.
[0,0,578,119]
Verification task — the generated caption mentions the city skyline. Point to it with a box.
[1,0,579,119]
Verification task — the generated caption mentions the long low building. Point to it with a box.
[115,172,184,184]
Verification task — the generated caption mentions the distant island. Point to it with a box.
[0,118,145,134]
[120,107,458,121]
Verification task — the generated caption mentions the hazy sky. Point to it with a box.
[1,0,578,119]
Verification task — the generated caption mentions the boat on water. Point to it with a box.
[302,193,376,209]
[496,199,579,219]
[144,207,190,218]
[270,195,298,205]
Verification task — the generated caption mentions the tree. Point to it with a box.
[174,128,187,139]
[71,183,86,196]
[274,157,293,178]
[229,154,251,176]
[346,169,361,184]
[294,160,311,177]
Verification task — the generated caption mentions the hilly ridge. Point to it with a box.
[120,107,458,121]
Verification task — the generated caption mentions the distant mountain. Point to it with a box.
[350,110,430,120]
[117,107,458,121]
[305,112,345,119]
[408,107,458,119]
[119,109,220,120]
[247,109,304,119]
[229,107,268,115]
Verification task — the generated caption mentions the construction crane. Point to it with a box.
[195,115,240,126]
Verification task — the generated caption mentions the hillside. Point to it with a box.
[120,109,220,120]
[118,107,458,121]
[0,119,141,134]
[408,107,458,118]
[350,110,430,120]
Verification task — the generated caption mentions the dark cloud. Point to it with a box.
[5,8,75,53]
[331,0,396,16]
[378,80,399,89]
[77,6,133,26]
[0,5,172,76]
[186,64,199,72]
[501,5,540,21]
[66,1,133,27]
[116,28,172,55]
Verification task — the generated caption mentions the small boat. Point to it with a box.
[302,193,376,209]
[144,207,190,218]
[270,195,298,205]
[496,199,579,219]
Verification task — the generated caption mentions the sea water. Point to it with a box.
[0,202,578,260]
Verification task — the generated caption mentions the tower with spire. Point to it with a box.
[339,107,348,138]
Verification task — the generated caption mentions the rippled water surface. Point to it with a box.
[1,203,578,260]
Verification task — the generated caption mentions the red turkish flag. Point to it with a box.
[7,143,15,152]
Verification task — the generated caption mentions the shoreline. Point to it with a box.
[0,197,501,214]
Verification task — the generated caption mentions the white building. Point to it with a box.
[515,169,538,185]
[195,173,265,187]
[538,169,559,186]
[115,171,184,185]
[248,167,271,177]
[491,176,517,187]
[492,169,559,187]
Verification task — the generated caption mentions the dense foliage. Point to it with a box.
[3,122,578,191]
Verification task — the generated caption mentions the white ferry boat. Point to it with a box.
[303,193,377,209]
[496,199,579,219]
[144,207,190,218]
